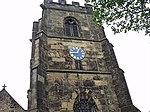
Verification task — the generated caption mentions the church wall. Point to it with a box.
[44,8,105,41]
[46,72,120,112]
[47,38,108,72]
[28,1,141,111]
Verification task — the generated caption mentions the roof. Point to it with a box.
[0,88,26,112]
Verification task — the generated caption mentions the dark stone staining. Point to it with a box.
[50,62,69,69]
[83,80,95,87]
[37,81,44,98]
[49,100,61,108]
[47,82,73,111]
[49,79,73,99]
[49,62,62,69]
[37,81,47,110]
[36,34,48,111]
[100,98,107,105]
[48,49,72,69]
[88,60,98,71]
[75,81,82,87]
[53,27,64,36]
[93,75,102,80]
[121,105,133,112]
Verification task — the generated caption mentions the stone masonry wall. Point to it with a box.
[46,72,120,112]
[0,89,25,112]
[47,37,108,72]
[44,8,105,41]
[28,1,140,111]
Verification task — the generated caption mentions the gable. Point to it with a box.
[0,89,26,112]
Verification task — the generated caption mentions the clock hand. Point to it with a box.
[76,48,80,53]
[70,49,80,53]
[69,51,78,53]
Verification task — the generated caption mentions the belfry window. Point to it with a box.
[64,18,79,37]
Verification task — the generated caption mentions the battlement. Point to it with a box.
[41,0,92,14]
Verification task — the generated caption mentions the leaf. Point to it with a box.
[86,0,150,35]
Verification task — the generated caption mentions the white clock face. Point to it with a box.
[69,46,85,60]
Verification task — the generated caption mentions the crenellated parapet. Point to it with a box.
[41,0,93,14]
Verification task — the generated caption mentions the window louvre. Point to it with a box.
[64,18,79,37]
[65,24,71,36]
[73,24,78,37]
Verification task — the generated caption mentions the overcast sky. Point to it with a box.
[0,0,149,112]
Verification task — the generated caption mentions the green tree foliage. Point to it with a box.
[86,0,150,35]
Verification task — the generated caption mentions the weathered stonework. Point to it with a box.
[28,0,141,112]
[46,72,119,112]
[47,38,105,71]
[0,89,26,112]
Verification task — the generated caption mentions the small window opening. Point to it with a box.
[75,60,82,70]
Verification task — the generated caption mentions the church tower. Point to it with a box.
[28,0,140,112]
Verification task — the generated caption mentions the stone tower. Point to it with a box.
[28,0,140,112]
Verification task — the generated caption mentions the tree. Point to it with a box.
[86,0,150,35]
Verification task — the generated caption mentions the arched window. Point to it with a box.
[64,17,79,37]
[73,90,97,112]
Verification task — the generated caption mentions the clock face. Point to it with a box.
[69,46,85,60]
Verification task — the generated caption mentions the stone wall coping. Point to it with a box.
[35,31,108,43]
[47,68,111,74]
[40,2,92,14]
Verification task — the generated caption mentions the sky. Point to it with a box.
[0,0,149,112]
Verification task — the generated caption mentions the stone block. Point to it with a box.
[94,98,101,105]
[79,74,94,80]
[71,92,78,100]
[109,104,119,111]
[82,61,87,65]
[81,26,89,31]
[68,73,78,80]
[47,72,64,79]
[94,80,108,86]
[101,90,105,94]
[51,44,65,50]
[48,38,59,44]
[52,57,65,62]
[35,39,39,44]
[48,51,55,57]
[61,101,68,108]
[67,102,73,110]
[97,54,104,59]
[38,75,45,83]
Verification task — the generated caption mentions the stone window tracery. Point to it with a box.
[73,89,97,112]
[64,17,79,37]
